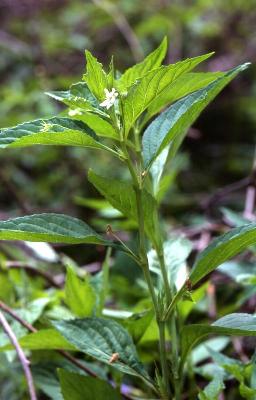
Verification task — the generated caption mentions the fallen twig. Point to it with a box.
[0,310,37,400]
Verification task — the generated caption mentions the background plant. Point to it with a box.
[0,37,256,400]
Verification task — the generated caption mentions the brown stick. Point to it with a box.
[0,310,37,400]
[243,147,256,220]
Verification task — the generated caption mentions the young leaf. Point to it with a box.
[117,37,167,91]
[181,313,256,367]
[88,169,159,246]
[122,52,214,136]
[54,317,150,381]
[0,213,109,245]
[58,370,122,400]
[65,266,96,317]
[0,117,115,155]
[0,329,76,352]
[142,63,250,168]
[189,222,256,285]
[46,82,100,111]
[83,50,108,101]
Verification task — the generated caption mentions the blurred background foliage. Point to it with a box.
[0,2,256,398]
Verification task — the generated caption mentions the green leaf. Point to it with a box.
[123,52,214,136]
[83,51,108,101]
[0,329,76,352]
[142,63,250,168]
[144,71,224,124]
[0,213,108,245]
[88,169,159,246]
[54,317,150,381]
[65,266,96,317]
[122,310,154,344]
[0,117,115,154]
[190,222,256,285]
[46,82,100,111]
[181,313,256,367]
[58,369,122,400]
[77,113,118,140]
[117,37,167,91]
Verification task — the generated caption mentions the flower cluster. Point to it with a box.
[100,88,118,109]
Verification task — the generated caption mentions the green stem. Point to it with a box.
[121,140,171,397]
[159,321,171,399]
[157,248,172,303]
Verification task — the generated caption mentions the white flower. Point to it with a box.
[100,88,118,110]
[68,108,82,117]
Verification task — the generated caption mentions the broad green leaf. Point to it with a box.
[54,317,151,381]
[0,329,76,352]
[181,313,256,367]
[58,370,122,400]
[144,71,224,124]
[65,266,96,317]
[83,51,108,101]
[142,63,250,168]
[123,52,214,136]
[117,37,167,91]
[46,82,100,111]
[88,169,159,247]
[0,117,115,154]
[0,213,108,245]
[190,222,256,285]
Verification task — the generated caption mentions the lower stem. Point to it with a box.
[156,238,181,399]
[159,321,171,399]
[123,142,171,397]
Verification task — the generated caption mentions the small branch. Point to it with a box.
[0,311,37,400]
[243,147,256,220]
[92,0,143,62]
[0,301,36,332]
[207,283,217,320]
[243,186,256,220]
